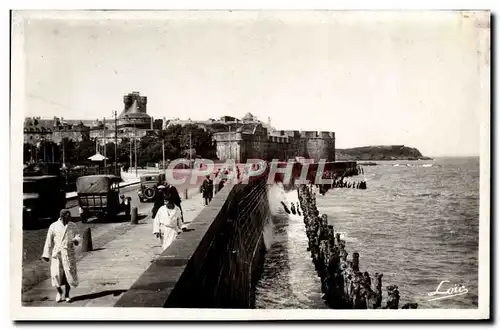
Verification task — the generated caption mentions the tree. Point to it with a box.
[104,142,117,163]
[137,134,163,166]
[153,119,163,131]
[176,124,216,159]
[60,138,77,164]
[36,140,60,163]
[75,138,97,162]
[117,138,132,164]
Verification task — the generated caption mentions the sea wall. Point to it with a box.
[115,177,269,308]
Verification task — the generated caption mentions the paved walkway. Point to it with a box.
[22,191,208,307]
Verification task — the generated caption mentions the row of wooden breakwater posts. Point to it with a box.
[296,184,418,309]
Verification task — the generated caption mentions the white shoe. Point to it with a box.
[65,297,71,302]
[56,293,63,302]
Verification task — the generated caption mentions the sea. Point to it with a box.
[255,157,480,309]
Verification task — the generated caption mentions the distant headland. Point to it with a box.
[336,145,432,161]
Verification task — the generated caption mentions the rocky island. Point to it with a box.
[335,145,432,161]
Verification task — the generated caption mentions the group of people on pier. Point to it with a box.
[316,170,368,196]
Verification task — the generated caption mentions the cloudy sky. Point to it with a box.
[18,11,489,156]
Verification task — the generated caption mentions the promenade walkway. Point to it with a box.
[22,190,207,307]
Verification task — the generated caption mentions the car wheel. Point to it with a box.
[144,187,155,199]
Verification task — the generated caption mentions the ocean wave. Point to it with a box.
[255,158,479,309]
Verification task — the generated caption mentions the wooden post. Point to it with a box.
[130,207,138,224]
[385,285,400,309]
[184,189,189,200]
[352,252,360,272]
[373,273,383,308]
[82,228,93,252]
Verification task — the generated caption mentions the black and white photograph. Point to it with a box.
[9,9,490,321]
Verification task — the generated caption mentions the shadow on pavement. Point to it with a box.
[68,289,127,303]
[86,247,106,252]
[87,214,147,224]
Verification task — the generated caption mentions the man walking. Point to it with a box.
[201,175,214,205]
[41,209,81,302]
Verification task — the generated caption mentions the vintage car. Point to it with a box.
[23,175,67,228]
[138,173,166,202]
[76,175,123,223]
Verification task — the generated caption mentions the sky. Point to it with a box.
[18,11,489,157]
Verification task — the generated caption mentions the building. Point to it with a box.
[23,117,91,145]
[24,92,158,147]
[89,92,154,145]
[24,94,335,163]
[213,123,335,163]
[207,112,336,163]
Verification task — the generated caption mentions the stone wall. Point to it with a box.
[215,132,243,162]
[115,177,269,308]
[214,130,336,163]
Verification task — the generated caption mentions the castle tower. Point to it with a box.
[117,92,151,129]
[300,131,335,162]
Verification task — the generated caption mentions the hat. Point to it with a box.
[60,209,71,217]
[157,185,165,189]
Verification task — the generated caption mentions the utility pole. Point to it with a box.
[62,127,66,169]
[114,110,118,175]
[129,129,132,170]
[134,123,138,177]
[189,130,192,169]
[103,117,107,170]
[42,137,46,162]
[162,126,165,174]
[162,139,165,173]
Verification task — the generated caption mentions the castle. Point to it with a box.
[24,91,336,163]
[213,124,335,163]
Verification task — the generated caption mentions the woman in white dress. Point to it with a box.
[152,197,185,251]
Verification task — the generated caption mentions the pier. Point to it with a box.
[296,184,418,309]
